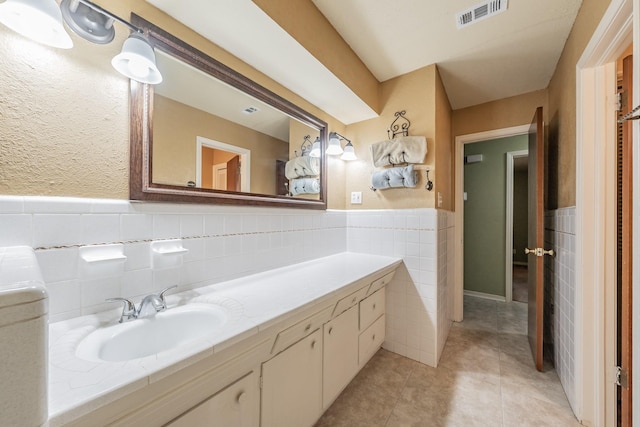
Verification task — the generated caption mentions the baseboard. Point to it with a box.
[463,290,506,302]
[513,262,528,267]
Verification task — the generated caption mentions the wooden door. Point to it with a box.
[526,106,545,372]
[226,155,240,192]
[618,54,633,426]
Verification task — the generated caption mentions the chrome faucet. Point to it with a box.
[106,285,177,323]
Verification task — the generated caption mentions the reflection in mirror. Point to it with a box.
[129,14,327,209]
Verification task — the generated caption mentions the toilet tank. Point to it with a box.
[0,246,48,427]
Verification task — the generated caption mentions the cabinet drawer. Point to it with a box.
[166,371,257,427]
[331,286,368,317]
[359,288,385,331]
[367,271,395,295]
[358,314,385,366]
[271,305,332,355]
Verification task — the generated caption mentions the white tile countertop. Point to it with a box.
[47,252,401,426]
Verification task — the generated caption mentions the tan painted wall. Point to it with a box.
[434,67,453,211]
[344,65,438,209]
[452,89,549,137]
[153,95,288,196]
[547,0,612,208]
[0,0,348,208]
[252,0,380,114]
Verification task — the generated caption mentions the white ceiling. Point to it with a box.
[147,0,582,121]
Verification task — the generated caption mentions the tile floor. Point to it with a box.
[315,296,580,427]
[512,265,528,303]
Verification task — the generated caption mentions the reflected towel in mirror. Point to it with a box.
[285,156,320,179]
[371,165,418,190]
[290,178,320,195]
[370,136,427,167]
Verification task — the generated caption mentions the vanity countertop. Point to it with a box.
[47,252,402,426]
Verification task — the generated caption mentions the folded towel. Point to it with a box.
[369,136,427,167]
[371,165,418,190]
[290,178,320,195]
[285,156,320,179]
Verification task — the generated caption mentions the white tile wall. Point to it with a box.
[545,207,576,412]
[347,208,454,367]
[0,196,346,322]
[0,196,456,368]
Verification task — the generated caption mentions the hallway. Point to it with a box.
[315,296,579,426]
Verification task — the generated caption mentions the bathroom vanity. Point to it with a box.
[48,253,400,426]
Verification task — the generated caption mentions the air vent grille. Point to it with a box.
[242,106,259,114]
[456,0,507,29]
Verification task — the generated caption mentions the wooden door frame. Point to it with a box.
[576,0,633,424]
[505,149,529,303]
[195,136,251,192]
[453,124,530,321]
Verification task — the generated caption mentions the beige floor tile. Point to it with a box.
[501,390,581,426]
[315,296,578,427]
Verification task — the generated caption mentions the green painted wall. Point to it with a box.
[464,135,528,297]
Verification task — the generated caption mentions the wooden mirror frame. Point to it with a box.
[129,14,327,209]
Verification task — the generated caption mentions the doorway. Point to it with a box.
[457,128,529,305]
[507,151,529,304]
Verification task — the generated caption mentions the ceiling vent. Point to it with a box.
[242,106,259,114]
[456,0,508,29]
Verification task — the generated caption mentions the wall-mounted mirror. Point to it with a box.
[130,14,327,209]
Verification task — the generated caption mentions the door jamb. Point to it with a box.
[576,0,633,424]
[454,124,530,321]
[505,150,529,303]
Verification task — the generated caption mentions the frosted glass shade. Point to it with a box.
[326,133,344,155]
[340,142,357,161]
[0,0,73,49]
[112,33,163,84]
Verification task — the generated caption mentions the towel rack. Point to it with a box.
[618,105,640,123]
[387,110,411,139]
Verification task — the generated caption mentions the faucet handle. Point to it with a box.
[106,297,137,323]
[159,285,178,303]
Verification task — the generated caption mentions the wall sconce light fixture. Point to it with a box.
[0,0,162,84]
[0,0,73,49]
[327,132,345,155]
[327,132,357,160]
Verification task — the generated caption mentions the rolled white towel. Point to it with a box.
[285,156,320,179]
[369,136,427,167]
[290,178,320,195]
[371,165,418,190]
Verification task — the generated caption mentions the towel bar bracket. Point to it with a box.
[387,110,411,139]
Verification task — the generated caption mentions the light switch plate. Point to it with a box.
[351,191,362,204]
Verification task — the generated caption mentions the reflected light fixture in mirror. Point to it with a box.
[309,137,321,158]
[0,0,73,48]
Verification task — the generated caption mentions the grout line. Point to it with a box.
[383,356,419,427]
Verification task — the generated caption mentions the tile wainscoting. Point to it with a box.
[0,196,454,367]
[545,207,576,412]
[0,196,347,322]
[346,209,455,367]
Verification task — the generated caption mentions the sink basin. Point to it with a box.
[76,303,228,362]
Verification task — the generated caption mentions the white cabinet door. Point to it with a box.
[166,371,257,427]
[261,329,323,427]
[323,305,359,408]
